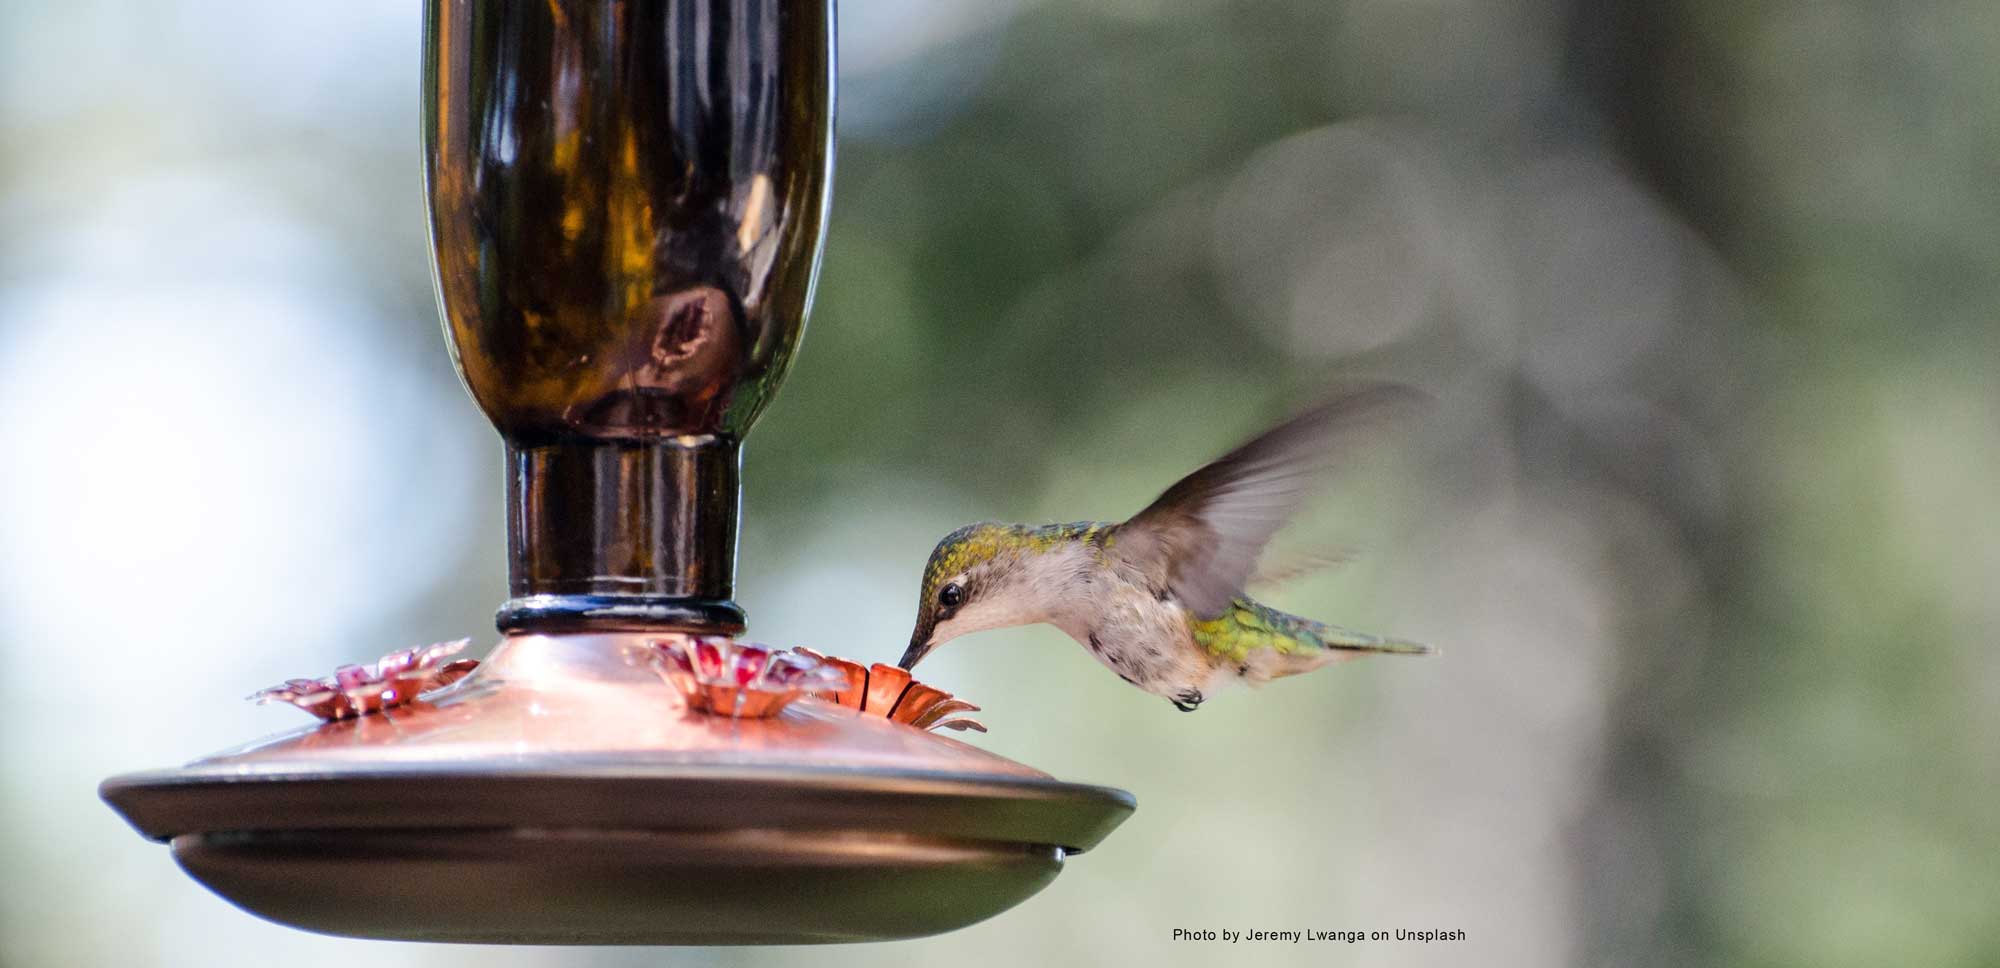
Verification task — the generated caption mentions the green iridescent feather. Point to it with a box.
[1190,598,1431,662]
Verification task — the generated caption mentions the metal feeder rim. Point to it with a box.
[101,763,1137,854]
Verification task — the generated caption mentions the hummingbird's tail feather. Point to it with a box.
[1271,627,1433,683]
[1195,599,1435,685]
[1252,600,1433,658]
[1315,630,1435,656]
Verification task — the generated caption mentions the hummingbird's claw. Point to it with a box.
[1170,689,1204,712]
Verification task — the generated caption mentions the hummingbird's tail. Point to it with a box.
[1273,622,1433,682]
[1238,600,1433,658]
[1205,599,1435,685]
[1316,629,1434,656]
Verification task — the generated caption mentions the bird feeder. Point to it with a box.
[100,0,1133,944]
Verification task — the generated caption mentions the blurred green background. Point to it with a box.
[3,0,1996,965]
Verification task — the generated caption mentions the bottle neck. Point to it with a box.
[497,436,745,636]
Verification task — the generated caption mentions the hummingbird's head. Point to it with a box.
[898,523,1048,670]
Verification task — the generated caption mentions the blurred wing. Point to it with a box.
[1247,546,1358,590]
[1112,383,1426,619]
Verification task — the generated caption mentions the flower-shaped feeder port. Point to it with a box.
[248,639,479,721]
[794,647,985,733]
[652,636,847,719]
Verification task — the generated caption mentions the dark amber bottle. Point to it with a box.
[424,0,834,633]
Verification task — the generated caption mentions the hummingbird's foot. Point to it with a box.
[1170,689,1204,712]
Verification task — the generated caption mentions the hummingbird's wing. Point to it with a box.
[1112,383,1426,619]
[1248,547,1358,590]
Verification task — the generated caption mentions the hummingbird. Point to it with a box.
[897,384,1433,712]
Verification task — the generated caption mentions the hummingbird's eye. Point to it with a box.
[938,583,965,609]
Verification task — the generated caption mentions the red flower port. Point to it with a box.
[651,636,849,719]
[792,647,985,733]
[249,639,479,721]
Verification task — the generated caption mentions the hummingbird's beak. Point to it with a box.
[898,621,934,670]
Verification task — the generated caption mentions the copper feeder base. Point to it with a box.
[101,635,1134,945]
